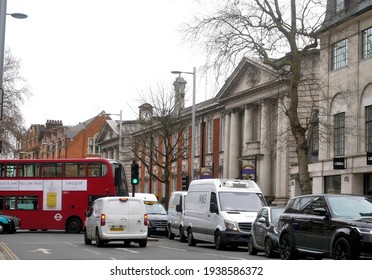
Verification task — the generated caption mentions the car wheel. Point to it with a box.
[84,230,92,245]
[95,229,103,247]
[180,227,187,243]
[187,229,196,246]
[138,239,147,248]
[168,225,175,240]
[264,237,274,258]
[333,237,356,260]
[247,235,258,255]
[215,231,226,250]
[279,233,297,260]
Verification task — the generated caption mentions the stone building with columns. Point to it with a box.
[134,51,320,205]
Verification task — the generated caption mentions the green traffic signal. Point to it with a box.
[131,178,138,185]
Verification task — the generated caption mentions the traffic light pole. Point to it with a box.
[131,160,139,197]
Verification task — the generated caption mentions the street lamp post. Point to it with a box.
[0,0,27,119]
[171,67,196,181]
[106,110,122,160]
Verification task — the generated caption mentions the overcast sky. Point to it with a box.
[5,0,213,127]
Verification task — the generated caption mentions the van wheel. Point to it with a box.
[95,230,103,247]
[333,237,356,260]
[248,235,258,255]
[84,230,92,245]
[187,229,196,246]
[138,239,147,248]
[215,231,226,250]
[180,228,187,243]
[167,225,175,240]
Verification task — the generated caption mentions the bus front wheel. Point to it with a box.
[66,217,82,233]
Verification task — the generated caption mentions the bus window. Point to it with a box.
[6,164,17,177]
[88,162,108,177]
[0,164,5,177]
[42,163,63,177]
[17,195,39,210]
[18,163,40,177]
[0,196,3,210]
[5,196,16,210]
[65,162,86,177]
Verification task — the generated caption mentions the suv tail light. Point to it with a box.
[100,214,106,226]
[144,213,148,226]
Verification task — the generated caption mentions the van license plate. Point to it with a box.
[110,227,125,232]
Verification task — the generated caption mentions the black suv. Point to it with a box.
[278,194,372,260]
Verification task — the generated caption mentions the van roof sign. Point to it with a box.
[222,180,258,189]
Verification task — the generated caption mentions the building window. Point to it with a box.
[220,116,225,152]
[366,105,372,151]
[332,39,348,70]
[362,27,372,59]
[335,0,344,13]
[324,175,341,194]
[183,130,188,159]
[206,120,212,154]
[88,138,100,154]
[195,123,200,156]
[334,112,345,156]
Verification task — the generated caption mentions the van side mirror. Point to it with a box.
[210,203,218,214]
[176,204,182,213]
[85,207,93,217]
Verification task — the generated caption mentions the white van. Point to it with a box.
[167,191,187,242]
[84,196,148,247]
[134,193,168,236]
[182,179,266,250]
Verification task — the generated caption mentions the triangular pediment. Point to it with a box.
[96,120,119,144]
[215,57,279,101]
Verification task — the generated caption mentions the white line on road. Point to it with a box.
[84,248,101,255]
[65,242,78,248]
[116,248,139,254]
[157,246,187,252]
[203,252,247,260]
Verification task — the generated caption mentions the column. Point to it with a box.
[228,110,240,179]
[259,99,271,195]
[223,113,231,178]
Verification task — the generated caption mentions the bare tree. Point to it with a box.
[0,48,31,158]
[130,83,191,208]
[182,0,326,194]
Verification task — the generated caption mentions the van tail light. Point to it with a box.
[144,213,148,226]
[101,214,106,226]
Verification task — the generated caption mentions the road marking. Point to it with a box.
[65,242,78,248]
[116,248,139,254]
[203,252,247,260]
[0,242,19,260]
[29,248,52,254]
[84,248,101,255]
[157,246,187,252]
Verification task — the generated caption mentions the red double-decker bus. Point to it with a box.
[0,158,129,233]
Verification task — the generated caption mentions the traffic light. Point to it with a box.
[181,175,189,191]
[131,162,139,185]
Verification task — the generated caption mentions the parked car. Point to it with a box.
[0,212,21,234]
[247,206,284,258]
[84,196,148,247]
[278,194,372,260]
[167,191,187,242]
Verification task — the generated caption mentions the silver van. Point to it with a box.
[84,196,148,247]
[167,191,187,242]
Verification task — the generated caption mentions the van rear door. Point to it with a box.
[126,199,146,234]
[105,198,131,233]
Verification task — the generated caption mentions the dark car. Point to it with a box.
[0,212,21,234]
[278,194,372,260]
[144,201,168,236]
[248,206,284,258]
